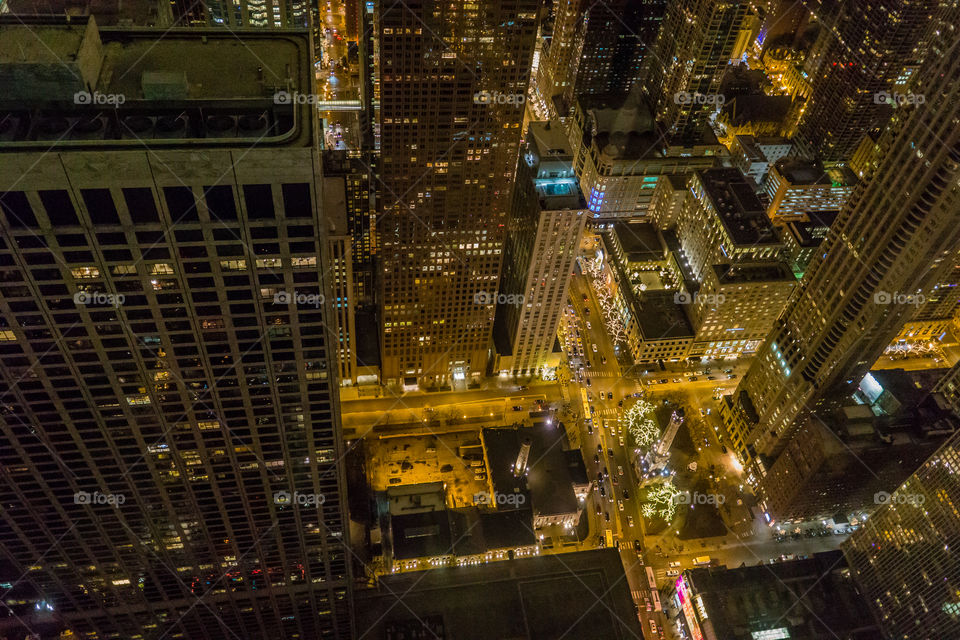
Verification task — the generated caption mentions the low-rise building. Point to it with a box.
[765,159,857,220]
[649,173,691,229]
[781,210,838,277]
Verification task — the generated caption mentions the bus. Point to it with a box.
[645,566,656,589]
[605,529,614,549]
[692,555,712,566]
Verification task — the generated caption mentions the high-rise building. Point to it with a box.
[645,0,749,142]
[170,0,311,28]
[843,430,960,640]
[376,0,539,387]
[794,0,935,161]
[764,159,857,221]
[0,19,351,638]
[493,121,586,377]
[719,6,960,498]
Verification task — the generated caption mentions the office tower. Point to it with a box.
[645,0,749,142]
[323,150,376,303]
[376,0,539,387]
[719,7,960,493]
[764,159,857,221]
[934,361,960,417]
[567,90,723,221]
[891,256,960,347]
[323,176,359,388]
[2,0,173,25]
[794,0,935,161]
[0,19,351,638]
[170,0,311,27]
[676,168,784,284]
[493,122,586,377]
[843,431,960,640]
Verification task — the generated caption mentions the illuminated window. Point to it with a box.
[256,258,282,269]
[220,259,248,271]
[150,264,174,275]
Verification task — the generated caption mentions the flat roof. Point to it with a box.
[636,290,695,340]
[697,168,778,246]
[611,222,666,262]
[356,549,644,640]
[785,210,839,247]
[390,511,452,560]
[712,261,796,285]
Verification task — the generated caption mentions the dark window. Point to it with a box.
[281,183,312,218]
[163,186,198,222]
[0,192,37,228]
[243,184,275,220]
[81,189,120,224]
[122,188,159,223]
[39,190,79,225]
[205,185,237,221]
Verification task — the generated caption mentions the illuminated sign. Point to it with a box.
[675,576,704,640]
[751,629,790,640]
[695,594,708,620]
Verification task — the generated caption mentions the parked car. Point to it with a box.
[607,392,613,400]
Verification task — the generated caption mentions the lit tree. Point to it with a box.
[624,398,660,452]
[642,480,681,522]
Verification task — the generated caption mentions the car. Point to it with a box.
[604,511,610,522]
[586,321,592,329]
[618,465,624,476]
[619,435,624,446]
[618,400,623,407]
[650,620,659,635]
[601,356,607,364]
[665,570,679,577]
[724,368,733,374]
[622,489,630,500]
[595,503,602,515]
[721,444,728,454]
[607,392,613,400]
[659,379,668,384]
[592,344,598,353]
[602,467,608,477]
[627,516,635,528]
[590,406,596,414]
[669,561,682,568]
[597,444,603,453]
[512,405,523,411]
[633,538,641,552]
[728,373,737,379]
[599,486,606,497]
[594,454,600,464]
[612,476,618,486]
[672,378,681,383]
[699,408,706,417]
[583,294,588,302]
[646,601,652,611]
[690,376,698,381]
[587,391,593,401]
[388,477,402,485]
[607,448,614,458]
[618,500,624,511]
[707,375,716,380]
[586,378,592,386]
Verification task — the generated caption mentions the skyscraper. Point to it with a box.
[794,0,935,161]
[843,430,960,639]
[645,0,749,142]
[493,121,586,377]
[376,0,539,387]
[0,19,351,638]
[719,5,960,498]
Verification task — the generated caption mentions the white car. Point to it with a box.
[665,569,679,577]
[592,344,598,352]
[586,321,592,329]
[618,465,624,476]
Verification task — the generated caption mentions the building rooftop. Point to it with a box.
[636,290,696,340]
[390,510,452,560]
[720,94,792,126]
[712,261,796,285]
[697,168,779,246]
[356,549,644,640]
[785,210,839,247]
[527,120,573,158]
[4,0,170,26]
[483,424,580,518]
[0,16,314,149]
[610,222,667,263]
